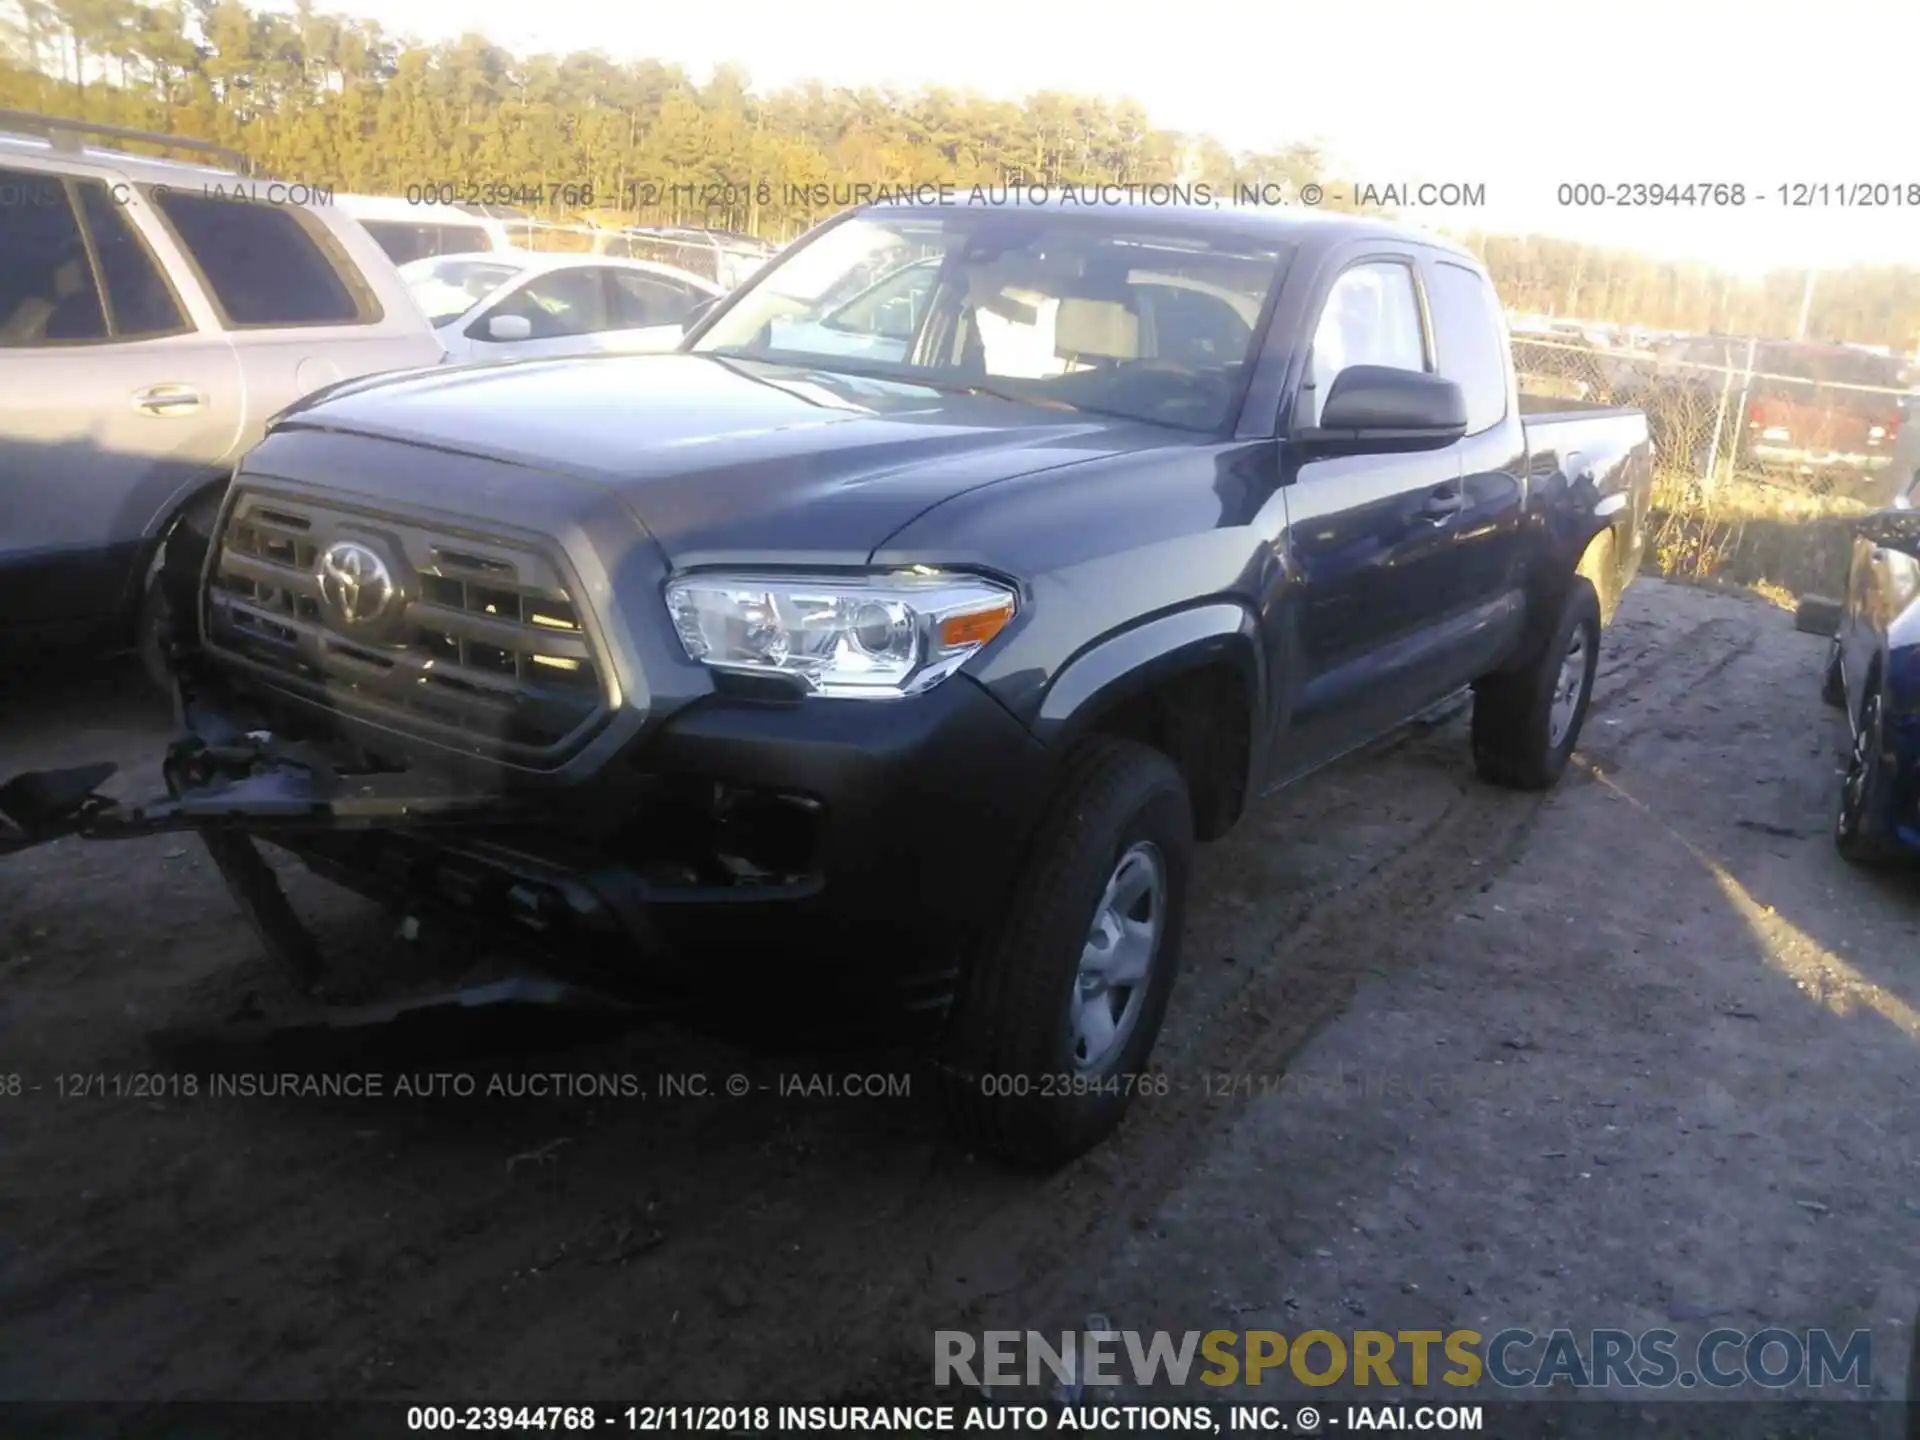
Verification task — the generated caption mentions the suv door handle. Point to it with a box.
[132,385,205,416]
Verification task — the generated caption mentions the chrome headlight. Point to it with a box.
[664,569,1017,698]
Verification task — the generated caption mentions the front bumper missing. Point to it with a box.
[0,681,596,996]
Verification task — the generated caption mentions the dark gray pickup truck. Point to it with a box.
[2,201,1652,1168]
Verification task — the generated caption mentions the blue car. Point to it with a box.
[1827,462,1920,861]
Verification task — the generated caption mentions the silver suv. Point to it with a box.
[0,111,445,681]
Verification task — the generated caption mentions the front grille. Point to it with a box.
[205,489,612,766]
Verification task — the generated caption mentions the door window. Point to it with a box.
[1302,261,1427,426]
[479,267,611,340]
[608,271,704,328]
[76,181,188,338]
[151,188,373,327]
[0,168,108,345]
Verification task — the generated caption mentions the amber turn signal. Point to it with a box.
[938,600,1015,649]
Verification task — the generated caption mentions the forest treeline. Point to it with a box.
[4,0,1916,350]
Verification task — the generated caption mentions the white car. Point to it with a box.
[335,193,523,264]
[401,251,724,363]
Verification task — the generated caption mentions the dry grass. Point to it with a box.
[1647,469,1868,603]
[1513,335,1882,604]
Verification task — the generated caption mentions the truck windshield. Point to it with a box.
[690,210,1289,432]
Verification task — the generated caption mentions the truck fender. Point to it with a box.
[1034,603,1267,838]
[1575,514,1626,627]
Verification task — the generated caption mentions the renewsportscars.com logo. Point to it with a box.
[934,1327,1875,1391]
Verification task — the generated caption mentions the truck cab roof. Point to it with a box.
[856,198,1485,266]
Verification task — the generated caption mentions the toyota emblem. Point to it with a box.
[317,540,397,627]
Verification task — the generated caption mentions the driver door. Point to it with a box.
[1273,255,1467,780]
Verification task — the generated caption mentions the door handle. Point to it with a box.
[132,385,205,416]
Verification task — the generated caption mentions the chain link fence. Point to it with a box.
[1511,331,1916,596]
[1509,333,1913,504]
[498,220,775,288]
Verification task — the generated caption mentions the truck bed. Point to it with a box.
[1517,392,1643,423]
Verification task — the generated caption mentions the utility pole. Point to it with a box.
[1795,269,1816,341]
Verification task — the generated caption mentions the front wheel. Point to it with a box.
[1471,578,1602,790]
[938,737,1193,1170]
[1821,640,1846,709]
[1836,678,1902,865]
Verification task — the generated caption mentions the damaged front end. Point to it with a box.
[1,509,697,1004]
[0,658,568,993]
[3,642,813,1013]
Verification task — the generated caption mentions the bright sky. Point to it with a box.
[357,0,1919,274]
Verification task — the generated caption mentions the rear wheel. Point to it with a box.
[938,737,1192,1170]
[1471,578,1601,790]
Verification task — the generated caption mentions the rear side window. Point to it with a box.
[1426,261,1510,435]
[0,168,107,345]
[152,188,375,328]
[76,181,188,338]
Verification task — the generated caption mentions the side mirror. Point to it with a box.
[1856,505,1920,556]
[1297,366,1469,455]
[485,313,533,343]
[681,297,719,334]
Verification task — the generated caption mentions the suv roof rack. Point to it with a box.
[0,109,253,174]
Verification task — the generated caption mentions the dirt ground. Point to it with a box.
[2,579,1916,1422]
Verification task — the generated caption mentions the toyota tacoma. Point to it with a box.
[1,201,1653,1168]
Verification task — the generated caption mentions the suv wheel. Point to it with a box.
[1471,577,1601,790]
[136,490,222,693]
[938,737,1192,1170]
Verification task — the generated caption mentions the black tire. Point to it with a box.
[937,737,1193,1170]
[135,553,176,695]
[136,490,222,693]
[1471,577,1602,791]
[1836,675,1901,865]
[1820,641,1846,709]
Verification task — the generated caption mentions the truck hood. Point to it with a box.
[274,353,1170,566]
